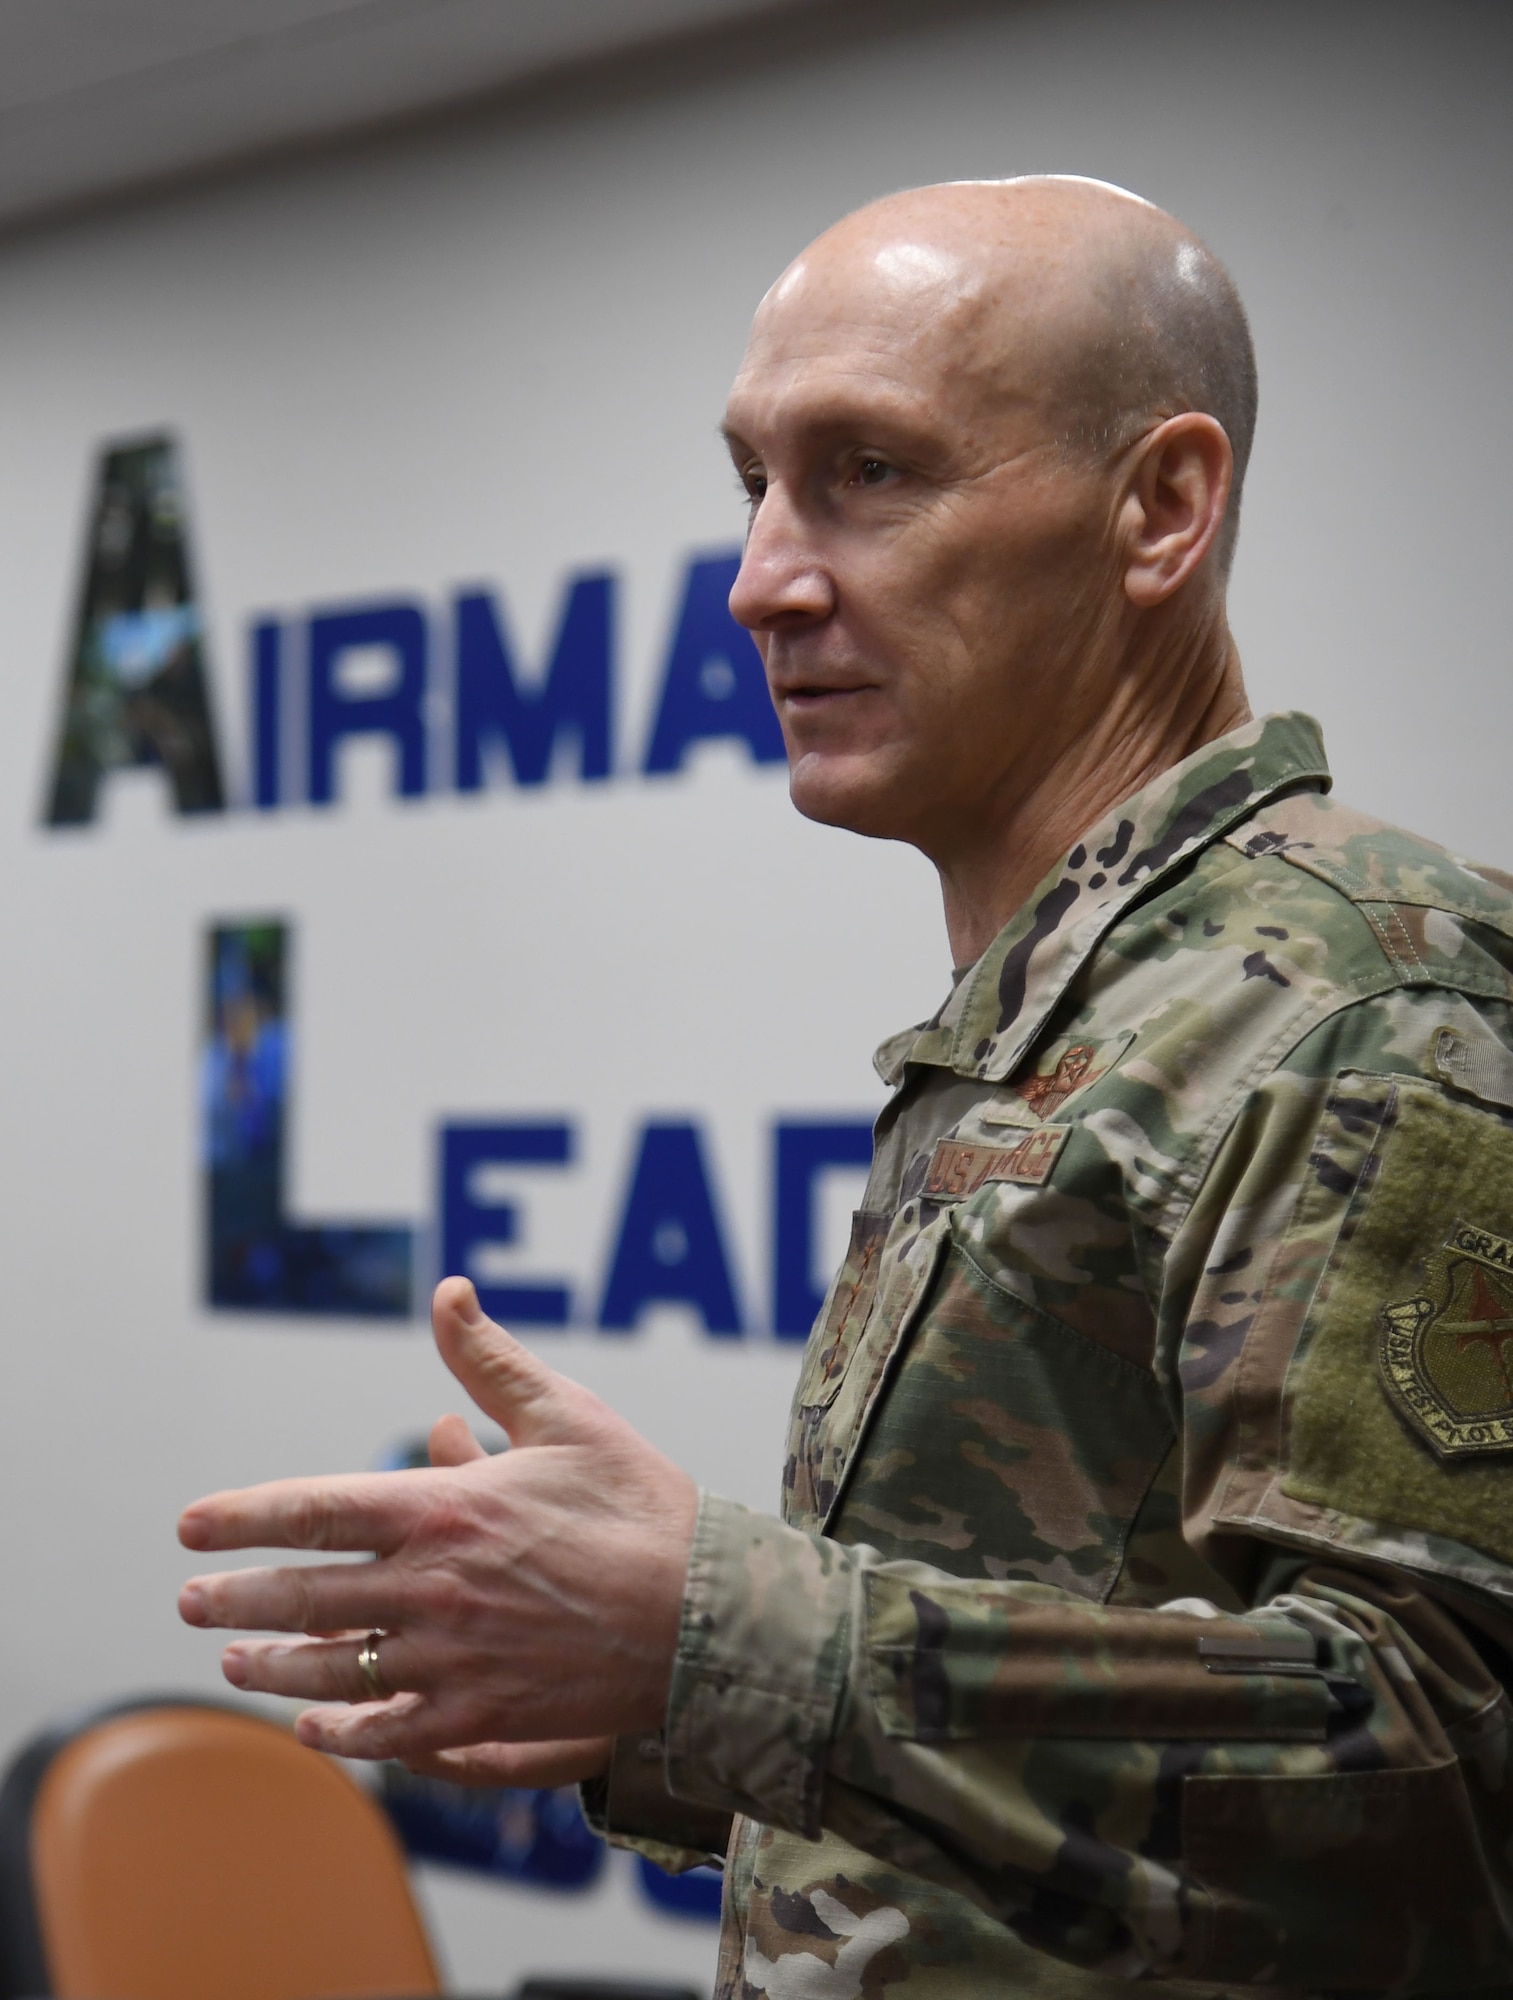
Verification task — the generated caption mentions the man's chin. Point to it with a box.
[787,754,914,843]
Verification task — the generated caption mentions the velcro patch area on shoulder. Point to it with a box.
[1283,1075,1513,1560]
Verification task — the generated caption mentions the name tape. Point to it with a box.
[924,1126,1071,1199]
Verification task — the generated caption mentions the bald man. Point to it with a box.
[180,180,1513,1995]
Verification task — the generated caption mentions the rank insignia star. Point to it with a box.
[1379,1219,1513,1458]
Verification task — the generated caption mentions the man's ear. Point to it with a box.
[1120,413,1233,608]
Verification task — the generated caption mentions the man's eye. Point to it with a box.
[855,458,893,487]
[738,470,767,505]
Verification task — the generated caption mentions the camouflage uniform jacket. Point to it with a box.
[601,711,1513,1996]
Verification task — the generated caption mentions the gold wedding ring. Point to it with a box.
[357,1629,390,1702]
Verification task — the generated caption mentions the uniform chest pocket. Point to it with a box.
[784,1207,951,1531]
[831,1225,1173,1595]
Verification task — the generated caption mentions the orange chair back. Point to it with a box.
[30,1705,440,2000]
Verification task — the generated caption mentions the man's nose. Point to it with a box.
[728,486,835,632]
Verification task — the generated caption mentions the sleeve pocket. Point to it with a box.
[1179,1760,1487,1987]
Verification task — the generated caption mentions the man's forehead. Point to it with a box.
[727,235,1064,440]
[724,326,1015,451]
[723,357,972,451]
[733,294,965,395]
[765,231,967,312]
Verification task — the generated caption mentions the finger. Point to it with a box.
[221,1629,433,1704]
[401,1739,613,1790]
[178,1469,418,1555]
[178,1561,408,1635]
[292,1679,607,1763]
[431,1276,608,1447]
[293,1686,485,1761]
[295,1690,431,1757]
[428,1413,485,1468]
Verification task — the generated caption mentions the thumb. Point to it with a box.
[431,1277,608,1448]
[428,1413,486,1468]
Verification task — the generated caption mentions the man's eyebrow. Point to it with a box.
[718,400,941,458]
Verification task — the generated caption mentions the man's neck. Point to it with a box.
[937,617,1251,968]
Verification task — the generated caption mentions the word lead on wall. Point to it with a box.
[204,920,874,1337]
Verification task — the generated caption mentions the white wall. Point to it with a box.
[0,0,1508,1988]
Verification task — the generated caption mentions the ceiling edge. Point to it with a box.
[0,0,1018,247]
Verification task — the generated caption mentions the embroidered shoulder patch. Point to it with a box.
[924,1126,1070,1199]
[1381,1220,1513,1458]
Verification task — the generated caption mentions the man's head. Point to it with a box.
[723,177,1255,878]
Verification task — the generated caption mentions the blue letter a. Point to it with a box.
[44,434,226,825]
[599,1121,743,1335]
[643,552,783,775]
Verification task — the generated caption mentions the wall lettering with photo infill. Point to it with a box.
[49,436,875,1330]
[44,433,785,825]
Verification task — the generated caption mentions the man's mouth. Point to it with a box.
[777,681,876,709]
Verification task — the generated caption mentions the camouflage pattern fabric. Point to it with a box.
[597,713,1513,1995]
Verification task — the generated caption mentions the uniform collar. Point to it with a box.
[874,712,1332,1087]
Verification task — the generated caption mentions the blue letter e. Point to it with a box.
[440,1121,574,1326]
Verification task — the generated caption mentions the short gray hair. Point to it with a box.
[1060,231,1258,573]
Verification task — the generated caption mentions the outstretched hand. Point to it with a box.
[177,1277,698,1769]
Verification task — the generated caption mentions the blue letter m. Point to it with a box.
[455,574,613,789]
